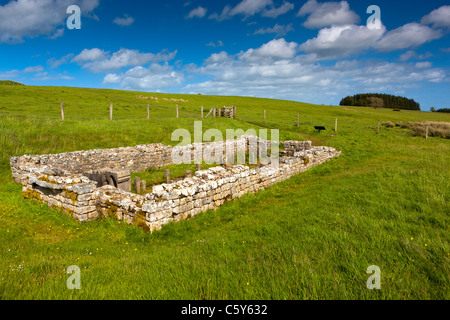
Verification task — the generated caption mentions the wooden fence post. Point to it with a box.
[176,104,179,118]
[233,106,236,119]
[134,177,141,194]
[213,107,216,118]
[140,180,146,193]
[110,103,113,121]
[147,104,149,120]
[165,169,171,183]
[61,102,64,121]
[201,106,204,118]
[426,126,429,139]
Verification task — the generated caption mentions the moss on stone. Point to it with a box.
[38,175,60,185]
[63,189,78,204]
[22,189,43,204]
[304,157,310,166]
[132,211,150,232]
[104,199,120,219]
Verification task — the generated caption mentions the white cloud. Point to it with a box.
[187,6,207,19]
[33,73,75,81]
[299,24,386,59]
[299,20,443,60]
[103,63,184,91]
[208,6,233,22]
[230,0,272,17]
[0,65,78,82]
[261,1,294,18]
[204,51,231,65]
[421,5,450,28]
[251,38,298,59]
[47,27,64,40]
[0,69,20,79]
[399,50,433,62]
[103,73,121,83]
[206,40,224,48]
[23,65,44,73]
[47,53,75,69]
[254,23,294,37]
[374,23,442,52]
[181,38,447,105]
[113,14,135,26]
[72,48,178,73]
[297,0,360,29]
[0,0,99,43]
[209,0,292,21]
[72,48,107,62]
[415,62,432,69]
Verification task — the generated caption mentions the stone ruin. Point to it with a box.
[10,136,341,232]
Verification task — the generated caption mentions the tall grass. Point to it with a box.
[403,121,450,139]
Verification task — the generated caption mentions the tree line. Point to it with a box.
[340,93,421,111]
[431,108,450,113]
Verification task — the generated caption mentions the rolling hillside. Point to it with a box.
[0,85,449,299]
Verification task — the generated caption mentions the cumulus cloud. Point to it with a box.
[72,48,178,72]
[187,6,207,19]
[0,0,100,43]
[374,23,442,52]
[249,38,298,59]
[299,19,443,60]
[72,48,107,62]
[103,63,184,91]
[181,38,447,104]
[299,24,386,59]
[297,0,360,29]
[113,14,135,26]
[254,23,294,37]
[204,51,232,65]
[421,5,450,28]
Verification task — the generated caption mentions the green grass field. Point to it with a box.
[0,84,449,299]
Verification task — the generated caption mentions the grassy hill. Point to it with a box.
[0,85,449,299]
[0,80,24,86]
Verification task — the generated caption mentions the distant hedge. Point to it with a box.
[436,108,450,113]
[340,93,420,111]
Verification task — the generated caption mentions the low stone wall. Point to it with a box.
[10,136,341,232]
[22,175,99,222]
[10,143,173,177]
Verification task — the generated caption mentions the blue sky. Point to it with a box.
[0,0,449,110]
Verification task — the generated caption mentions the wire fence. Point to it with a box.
[0,100,345,134]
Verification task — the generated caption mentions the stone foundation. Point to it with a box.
[10,136,341,232]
